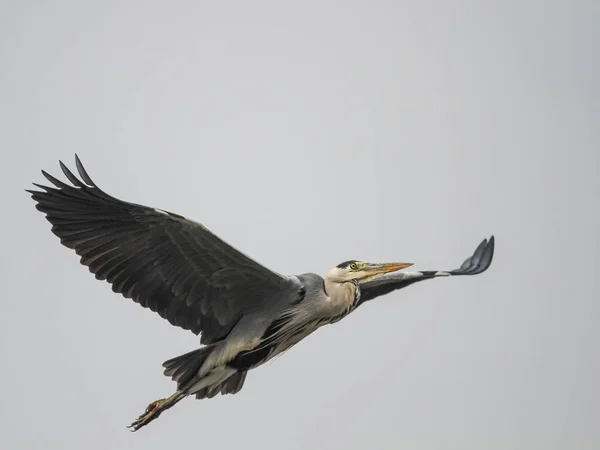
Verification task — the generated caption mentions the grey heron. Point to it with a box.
[27,155,495,431]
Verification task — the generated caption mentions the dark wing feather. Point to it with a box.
[27,155,301,343]
[358,236,495,305]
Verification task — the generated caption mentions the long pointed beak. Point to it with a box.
[379,262,413,273]
[367,262,413,277]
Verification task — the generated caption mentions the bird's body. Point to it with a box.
[27,156,495,431]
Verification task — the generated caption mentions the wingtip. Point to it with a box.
[74,154,96,187]
[476,234,495,274]
[449,234,496,276]
[482,235,495,251]
[486,235,495,256]
[486,234,495,258]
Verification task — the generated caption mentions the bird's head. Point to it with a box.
[327,260,413,284]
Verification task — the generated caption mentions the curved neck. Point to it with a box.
[323,278,359,313]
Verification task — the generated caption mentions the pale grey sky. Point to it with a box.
[1,1,598,449]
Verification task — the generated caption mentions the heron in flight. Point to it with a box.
[27,156,495,431]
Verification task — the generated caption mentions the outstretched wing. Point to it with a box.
[358,236,495,305]
[27,155,302,343]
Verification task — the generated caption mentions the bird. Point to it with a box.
[27,155,495,431]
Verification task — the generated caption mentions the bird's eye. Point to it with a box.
[350,263,358,270]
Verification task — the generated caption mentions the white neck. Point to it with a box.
[323,277,357,316]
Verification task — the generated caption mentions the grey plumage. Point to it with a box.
[28,157,302,344]
[27,155,495,431]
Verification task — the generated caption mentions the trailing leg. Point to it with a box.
[127,390,186,432]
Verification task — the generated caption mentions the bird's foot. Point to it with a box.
[127,398,166,432]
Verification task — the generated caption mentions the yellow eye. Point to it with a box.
[350,263,358,270]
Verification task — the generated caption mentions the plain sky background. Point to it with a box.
[1,1,598,449]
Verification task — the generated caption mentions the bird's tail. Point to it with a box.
[194,370,248,399]
[162,345,216,390]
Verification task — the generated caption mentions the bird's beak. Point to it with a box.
[364,262,413,280]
